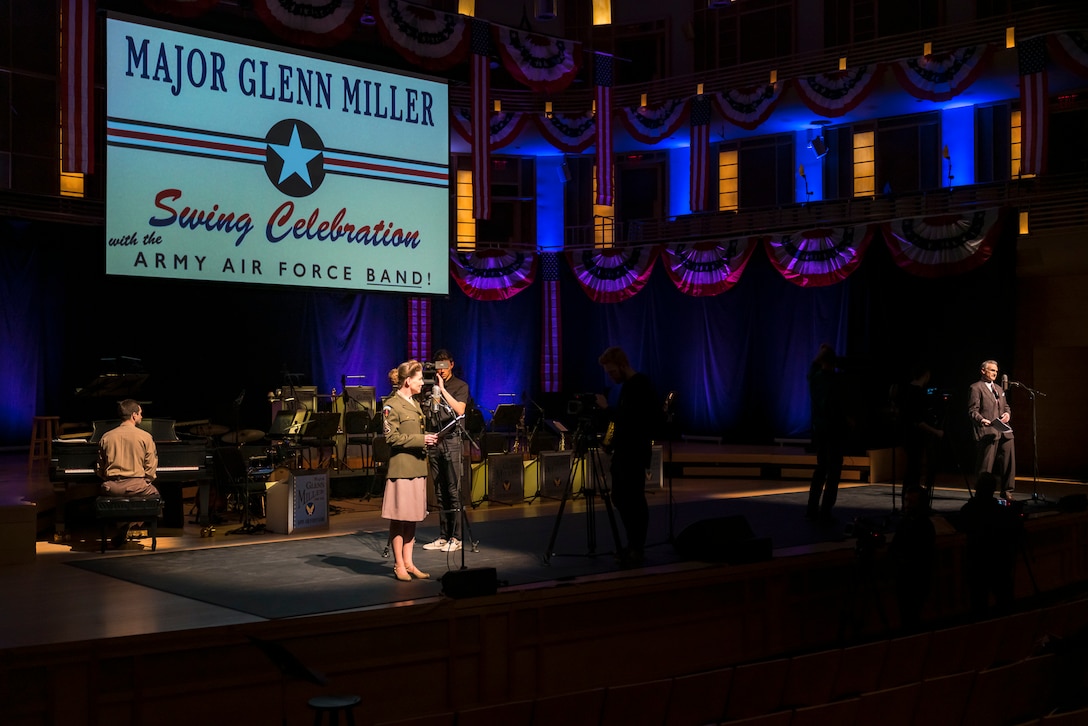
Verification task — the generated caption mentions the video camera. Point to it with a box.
[566,392,599,417]
[422,360,451,386]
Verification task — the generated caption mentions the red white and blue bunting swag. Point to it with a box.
[713,83,785,131]
[535,112,597,153]
[492,26,582,94]
[450,250,537,301]
[882,208,1002,278]
[252,0,365,48]
[375,0,469,70]
[618,99,688,144]
[795,65,882,117]
[891,45,993,102]
[765,225,873,288]
[450,109,530,150]
[567,247,660,303]
[660,239,758,297]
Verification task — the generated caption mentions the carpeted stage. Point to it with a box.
[66,485,979,620]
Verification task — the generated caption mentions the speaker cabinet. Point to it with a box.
[487,454,525,504]
[675,515,772,564]
[538,451,575,500]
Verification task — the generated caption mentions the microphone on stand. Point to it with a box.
[1000,374,1008,392]
[431,382,441,414]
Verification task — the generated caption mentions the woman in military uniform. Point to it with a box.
[382,360,438,581]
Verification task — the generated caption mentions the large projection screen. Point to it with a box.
[105,14,450,295]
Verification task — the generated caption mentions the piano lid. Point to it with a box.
[90,418,180,443]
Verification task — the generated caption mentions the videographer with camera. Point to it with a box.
[422,349,472,553]
[596,346,660,567]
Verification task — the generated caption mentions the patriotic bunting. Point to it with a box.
[375,0,470,71]
[450,250,537,301]
[534,111,597,153]
[617,99,688,145]
[764,225,873,287]
[1018,36,1049,177]
[689,95,713,213]
[566,247,659,303]
[1048,31,1088,75]
[450,109,531,151]
[713,83,784,131]
[882,209,1001,278]
[661,239,757,297]
[62,0,94,174]
[252,0,363,48]
[492,27,582,94]
[795,65,883,118]
[891,46,992,102]
[471,18,491,219]
[594,53,615,207]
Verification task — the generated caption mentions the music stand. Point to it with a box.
[300,412,341,469]
[490,404,524,432]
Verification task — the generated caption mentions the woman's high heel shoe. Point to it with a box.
[393,566,411,582]
[406,566,430,579]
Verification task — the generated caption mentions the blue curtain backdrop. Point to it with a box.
[0,216,1014,450]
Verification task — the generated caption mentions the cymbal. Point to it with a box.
[189,424,229,436]
[221,429,266,444]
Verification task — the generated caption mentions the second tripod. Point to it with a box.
[543,421,622,563]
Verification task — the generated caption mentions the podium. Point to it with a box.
[266,468,329,534]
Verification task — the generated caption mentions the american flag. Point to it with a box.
[540,253,562,392]
[594,53,614,207]
[63,0,94,174]
[471,19,491,219]
[1018,36,1049,177]
[689,95,713,212]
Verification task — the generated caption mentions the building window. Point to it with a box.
[1010,109,1034,179]
[593,162,614,248]
[853,131,876,197]
[693,0,794,72]
[718,149,738,212]
[455,168,475,251]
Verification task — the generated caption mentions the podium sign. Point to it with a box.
[266,468,329,534]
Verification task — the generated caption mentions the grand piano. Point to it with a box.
[49,418,212,540]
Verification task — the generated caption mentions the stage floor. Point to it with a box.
[2,447,1084,651]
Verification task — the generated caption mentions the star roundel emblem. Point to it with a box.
[264,119,326,197]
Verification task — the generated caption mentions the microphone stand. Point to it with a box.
[1010,381,1047,503]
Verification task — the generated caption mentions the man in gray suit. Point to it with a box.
[966,359,1016,498]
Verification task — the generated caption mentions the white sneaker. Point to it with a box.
[440,538,462,552]
[422,538,448,550]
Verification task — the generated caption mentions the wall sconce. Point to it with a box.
[839,57,847,71]
[1019,210,1030,235]
[923,42,932,56]
[640,93,648,108]
[1006,26,1016,49]
[544,101,553,118]
[458,0,475,16]
[798,164,812,199]
[493,99,501,113]
[809,135,829,159]
[696,83,704,96]
[769,70,777,84]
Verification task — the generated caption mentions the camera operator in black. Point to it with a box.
[596,346,659,566]
[422,349,472,553]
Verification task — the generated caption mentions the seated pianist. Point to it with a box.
[95,399,160,547]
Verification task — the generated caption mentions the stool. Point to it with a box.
[28,416,60,470]
[307,694,360,725]
[95,496,162,553]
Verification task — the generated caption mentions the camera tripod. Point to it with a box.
[543,421,622,564]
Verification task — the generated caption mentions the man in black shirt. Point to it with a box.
[422,349,472,553]
[596,346,659,566]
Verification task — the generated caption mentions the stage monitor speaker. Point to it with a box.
[487,453,525,504]
[441,567,498,598]
[538,451,574,500]
[675,515,773,564]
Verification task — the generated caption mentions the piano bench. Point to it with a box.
[96,496,163,553]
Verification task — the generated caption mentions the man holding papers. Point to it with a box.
[967,359,1016,498]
